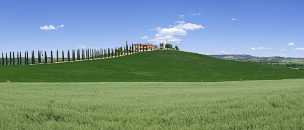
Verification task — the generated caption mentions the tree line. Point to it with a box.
[0,43,155,67]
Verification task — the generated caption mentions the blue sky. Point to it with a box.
[1,0,304,57]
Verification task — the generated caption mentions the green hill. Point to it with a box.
[0,50,303,82]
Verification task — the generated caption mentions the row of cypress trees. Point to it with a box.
[0,43,155,67]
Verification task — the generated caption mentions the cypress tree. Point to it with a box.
[72,50,75,61]
[26,51,29,65]
[16,52,19,65]
[32,51,35,64]
[74,50,76,61]
[1,53,4,66]
[9,52,12,65]
[67,50,70,61]
[125,41,128,55]
[87,49,89,59]
[97,49,100,58]
[24,51,26,65]
[92,49,94,59]
[91,49,94,59]
[62,50,65,62]
[12,52,15,65]
[56,50,59,62]
[100,48,103,58]
[51,50,54,63]
[38,51,41,63]
[89,49,92,59]
[90,49,93,59]
[107,48,110,58]
[102,49,105,58]
[93,49,95,59]
[18,52,21,64]
[93,49,96,59]
[76,49,79,60]
[44,51,47,64]
[5,53,8,66]
[1,52,4,66]
[129,45,132,54]
[37,51,39,63]
[115,48,117,57]
[77,49,81,60]
[111,48,114,57]
[85,49,87,59]
[85,49,88,60]
[82,49,85,60]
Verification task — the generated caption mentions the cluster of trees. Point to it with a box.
[0,42,154,67]
[160,43,179,51]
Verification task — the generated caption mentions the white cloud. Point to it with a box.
[40,24,65,31]
[151,21,205,43]
[296,48,304,50]
[288,42,295,46]
[231,18,238,21]
[250,47,271,51]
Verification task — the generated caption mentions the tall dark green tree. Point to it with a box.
[16,52,19,65]
[1,53,4,66]
[67,50,70,61]
[175,45,179,51]
[44,51,47,64]
[38,51,41,63]
[131,44,134,53]
[111,48,114,57]
[5,53,8,66]
[62,50,65,62]
[78,49,81,60]
[26,51,29,65]
[24,51,26,65]
[107,48,110,58]
[19,51,22,65]
[91,49,94,59]
[1,53,3,66]
[9,52,12,65]
[56,50,59,62]
[12,52,15,65]
[72,50,75,61]
[50,50,54,63]
[125,41,129,55]
[86,49,88,60]
[32,51,35,64]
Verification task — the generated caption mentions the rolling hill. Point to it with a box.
[0,50,303,82]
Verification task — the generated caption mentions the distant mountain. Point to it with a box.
[211,54,304,64]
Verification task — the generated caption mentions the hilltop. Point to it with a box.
[0,50,304,82]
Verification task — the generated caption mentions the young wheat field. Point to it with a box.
[0,79,304,130]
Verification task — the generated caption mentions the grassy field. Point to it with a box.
[0,50,304,82]
[1,79,304,130]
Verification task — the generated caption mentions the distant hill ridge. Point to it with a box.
[211,54,304,64]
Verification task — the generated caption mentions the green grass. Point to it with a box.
[0,80,304,130]
[0,50,304,82]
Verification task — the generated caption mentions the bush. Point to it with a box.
[165,44,173,49]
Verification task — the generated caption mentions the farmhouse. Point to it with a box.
[133,43,158,51]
